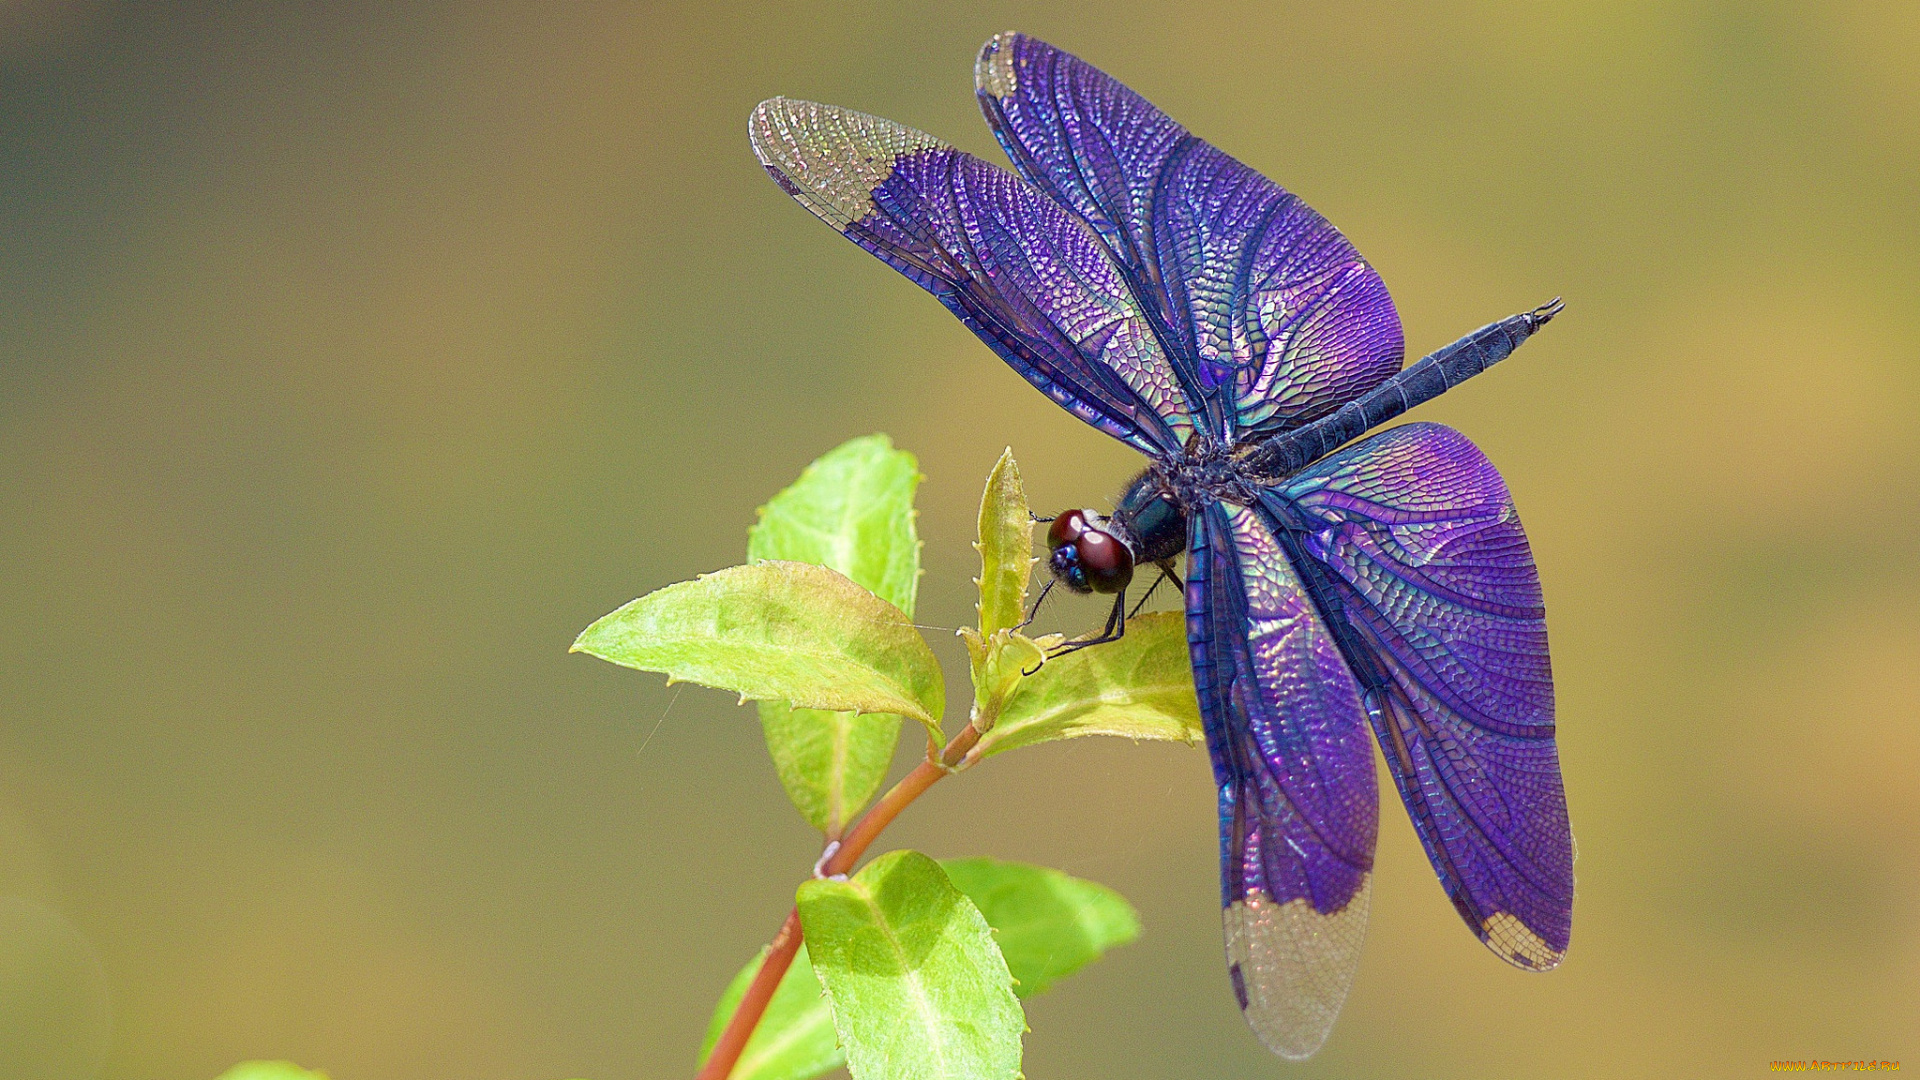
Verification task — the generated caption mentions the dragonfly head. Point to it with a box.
[1046,509,1135,595]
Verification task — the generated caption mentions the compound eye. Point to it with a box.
[1074,528,1134,594]
[1049,544,1092,594]
[1047,509,1091,551]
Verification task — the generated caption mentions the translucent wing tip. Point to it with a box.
[1483,911,1568,971]
[747,98,946,230]
[1223,878,1372,1061]
[975,31,1027,99]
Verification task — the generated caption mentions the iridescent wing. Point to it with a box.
[750,98,1200,454]
[1186,499,1377,1059]
[976,32,1405,441]
[1265,422,1573,968]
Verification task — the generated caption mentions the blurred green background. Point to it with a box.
[2,2,1915,1077]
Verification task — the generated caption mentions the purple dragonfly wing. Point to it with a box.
[1187,500,1377,1059]
[1268,422,1572,969]
[750,98,1199,453]
[976,33,1404,439]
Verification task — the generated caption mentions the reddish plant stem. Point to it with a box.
[694,908,801,1080]
[694,721,985,1080]
[825,723,980,875]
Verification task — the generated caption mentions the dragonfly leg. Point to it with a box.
[1048,588,1128,658]
[1126,560,1185,618]
[1127,573,1163,618]
[1018,577,1057,630]
[1159,559,1184,591]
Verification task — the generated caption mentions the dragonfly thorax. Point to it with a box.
[1112,470,1190,564]
[1162,434,1261,504]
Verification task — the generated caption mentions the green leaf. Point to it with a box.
[972,448,1032,638]
[748,434,922,614]
[698,944,842,1080]
[757,703,902,835]
[939,858,1141,998]
[691,859,1134,1080]
[967,611,1200,760]
[957,448,1045,737]
[798,850,1024,1080]
[749,435,921,833]
[213,1065,329,1080]
[957,627,1045,737]
[573,561,943,728]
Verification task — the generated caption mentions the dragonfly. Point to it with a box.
[750,32,1572,1060]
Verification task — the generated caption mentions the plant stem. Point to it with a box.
[695,908,801,1080]
[693,721,985,1080]
[825,722,981,875]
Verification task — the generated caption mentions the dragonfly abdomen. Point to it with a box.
[1243,299,1562,481]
